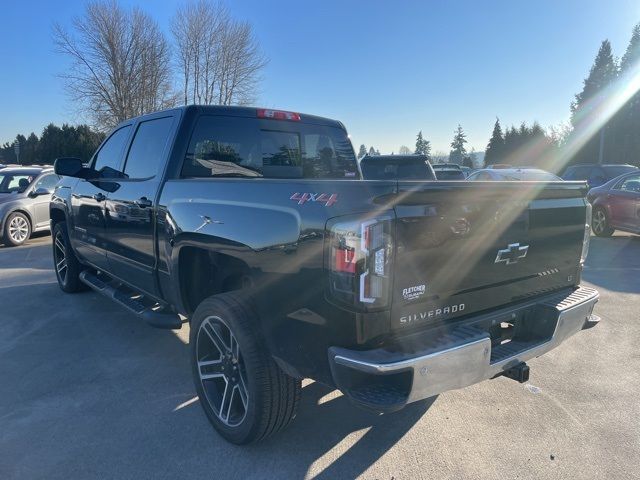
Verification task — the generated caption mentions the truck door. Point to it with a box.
[71,125,132,271]
[611,174,640,230]
[104,114,177,297]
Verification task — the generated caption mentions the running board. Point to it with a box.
[79,270,182,330]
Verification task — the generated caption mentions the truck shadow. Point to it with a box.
[0,241,435,480]
[247,382,435,479]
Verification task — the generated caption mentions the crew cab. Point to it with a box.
[51,106,599,444]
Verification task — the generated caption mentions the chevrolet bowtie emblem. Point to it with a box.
[495,243,529,265]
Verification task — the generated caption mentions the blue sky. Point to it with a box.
[1,0,639,153]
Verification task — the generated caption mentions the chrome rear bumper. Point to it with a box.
[329,286,599,411]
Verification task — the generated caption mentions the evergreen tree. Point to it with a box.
[358,144,367,158]
[484,118,504,165]
[570,40,618,164]
[414,131,431,158]
[368,146,376,156]
[23,133,40,165]
[621,23,640,71]
[618,23,640,166]
[449,125,467,165]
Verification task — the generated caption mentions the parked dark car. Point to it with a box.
[432,164,467,180]
[360,154,436,180]
[562,164,638,188]
[587,171,640,236]
[467,168,561,181]
[0,166,59,246]
[51,106,598,444]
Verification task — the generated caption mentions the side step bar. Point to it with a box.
[79,270,182,330]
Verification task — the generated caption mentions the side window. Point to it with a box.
[93,125,132,172]
[617,174,640,192]
[589,168,606,185]
[33,174,60,191]
[124,117,174,179]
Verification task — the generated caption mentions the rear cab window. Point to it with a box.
[182,116,358,179]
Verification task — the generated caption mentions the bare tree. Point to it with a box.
[398,145,412,154]
[53,0,177,130]
[171,0,267,106]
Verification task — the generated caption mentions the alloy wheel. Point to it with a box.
[8,216,29,244]
[196,315,249,427]
[593,210,606,235]
[54,231,67,282]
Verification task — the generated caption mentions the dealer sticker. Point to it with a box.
[402,284,426,301]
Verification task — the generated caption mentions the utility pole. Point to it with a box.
[597,128,605,164]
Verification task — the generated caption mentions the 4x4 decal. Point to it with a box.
[290,192,338,206]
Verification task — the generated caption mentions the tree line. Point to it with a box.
[485,22,640,169]
[0,124,105,165]
[361,20,640,171]
[359,127,478,167]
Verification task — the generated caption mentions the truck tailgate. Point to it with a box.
[391,181,589,331]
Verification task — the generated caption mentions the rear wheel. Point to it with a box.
[52,222,86,293]
[592,207,614,237]
[190,292,301,444]
[3,212,31,247]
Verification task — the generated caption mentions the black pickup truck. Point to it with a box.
[51,106,599,444]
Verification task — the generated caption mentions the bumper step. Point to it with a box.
[330,286,599,412]
[79,270,182,329]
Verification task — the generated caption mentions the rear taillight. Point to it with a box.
[257,108,301,121]
[327,214,394,310]
[581,202,592,265]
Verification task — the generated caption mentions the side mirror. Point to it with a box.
[54,157,84,178]
[29,187,51,198]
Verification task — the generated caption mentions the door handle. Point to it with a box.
[135,197,153,208]
[92,193,106,202]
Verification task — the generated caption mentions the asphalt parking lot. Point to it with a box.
[0,233,639,480]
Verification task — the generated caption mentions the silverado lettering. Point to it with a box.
[400,304,466,323]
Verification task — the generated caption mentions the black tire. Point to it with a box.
[190,292,301,444]
[52,222,86,293]
[592,207,614,237]
[3,211,31,247]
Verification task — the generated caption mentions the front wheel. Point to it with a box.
[52,222,86,293]
[592,207,614,237]
[190,292,301,444]
[3,212,31,246]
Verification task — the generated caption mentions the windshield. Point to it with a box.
[434,169,466,180]
[495,171,560,181]
[0,173,35,193]
[604,166,638,179]
[360,158,435,180]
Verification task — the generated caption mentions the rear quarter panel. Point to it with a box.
[158,178,397,382]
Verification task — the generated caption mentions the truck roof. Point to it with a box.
[123,105,346,130]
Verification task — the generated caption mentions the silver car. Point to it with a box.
[0,167,60,246]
